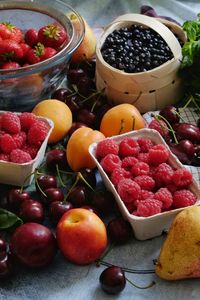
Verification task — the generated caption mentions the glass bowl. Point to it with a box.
[0,0,85,111]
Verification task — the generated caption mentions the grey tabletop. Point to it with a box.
[1,0,200,300]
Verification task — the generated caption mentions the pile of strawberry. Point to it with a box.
[0,21,69,70]
[96,137,197,217]
[0,112,49,163]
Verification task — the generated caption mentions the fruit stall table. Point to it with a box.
[1,0,200,300]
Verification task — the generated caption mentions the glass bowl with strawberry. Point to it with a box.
[0,0,85,111]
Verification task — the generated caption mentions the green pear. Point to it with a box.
[156,205,200,280]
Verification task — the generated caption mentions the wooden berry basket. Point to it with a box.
[95,14,184,113]
[89,129,200,240]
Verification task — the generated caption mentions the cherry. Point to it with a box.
[99,266,126,294]
[107,217,133,244]
[46,149,68,171]
[0,238,7,252]
[77,108,97,127]
[190,156,200,166]
[174,123,200,144]
[43,188,64,205]
[36,175,57,193]
[79,57,96,78]
[76,77,95,96]
[194,144,200,155]
[7,189,30,212]
[51,88,71,102]
[49,201,73,223]
[159,105,180,125]
[78,168,96,188]
[81,205,100,217]
[90,190,115,216]
[19,199,44,223]
[65,94,80,114]
[170,144,191,165]
[175,139,195,159]
[68,122,87,136]
[67,186,89,207]
[0,251,13,279]
[67,68,86,84]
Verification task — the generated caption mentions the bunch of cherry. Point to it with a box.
[51,58,112,131]
[149,105,200,166]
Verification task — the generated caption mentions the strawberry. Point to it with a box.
[25,28,38,47]
[20,43,31,61]
[0,39,24,62]
[26,42,45,64]
[38,23,69,49]
[1,61,21,70]
[0,22,23,43]
[40,47,57,61]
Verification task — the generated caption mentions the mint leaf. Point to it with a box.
[0,208,23,230]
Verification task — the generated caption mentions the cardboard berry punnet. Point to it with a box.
[89,128,200,240]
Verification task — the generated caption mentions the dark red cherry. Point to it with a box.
[81,205,100,217]
[159,105,180,125]
[67,186,89,207]
[170,144,191,164]
[0,252,13,279]
[19,200,44,223]
[174,123,200,144]
[68,122,87,136]
[46,149,68,171]
[67,68,86,84]
[99,266,126,294]
[44,188,64,205]
[0,238,7,252]
[80,58,96,78]
[107,217,133,244]
[77,108,97,127]
[7,189,30,212]
[175,139,195,159]
[78,168,96,188]
[76,77,95,96]
[65,94,80,114]
[36,175,57,193]
[90,190,115,216]
[51,88,71,102]
[49,201,73,223]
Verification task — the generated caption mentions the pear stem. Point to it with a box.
[118,119,125,135]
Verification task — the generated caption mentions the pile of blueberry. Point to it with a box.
[101,24,174,73]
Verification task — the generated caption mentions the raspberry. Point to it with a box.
[149,144,169,165]
[0,153,9,162]
[134,175,155,190]
[136,199,162,217]
[172,168,193,188]
[139,190,154,200]
[10,149,32,163]
[137,152,150,164]
[173,189,197,208]
[126,201,138,213]
[166,183,178,194]
[154,163,174,186]
[22,144,39,159]
[154,187,173,209]
[27,121,49,146]
[0,134,17,154]
[148,119,169,137]
[100,154,121,174]
[1,112,21,134]
[19,112,37,131]
[137,138,154,153]
[96,139,119,159]
[12,132,26,149]
[121,156,138,170]
[119,138,140,158]
[118,178,141,203]
[131,161,149,177]
[110,167,131,186]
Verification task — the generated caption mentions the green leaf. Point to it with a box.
[183,20,199,41]
[0,208,23,230]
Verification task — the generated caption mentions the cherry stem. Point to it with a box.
[152,114,178,144]
[56,164,67,188]
[63,174,79,203]
[34,171,47,198]
[96,244,114,267]
[126,277,155,290]
[180,95,200,113]
[118,119,125,135]
[58,170,74,175]
[80,90,102,104]
[97,260,155,274]
[78,172,95,192]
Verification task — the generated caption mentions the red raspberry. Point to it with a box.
[119,138,140,158]
[0,153,9,162]
[154,187,173,209]
[22,144,39,159]
[126,201,138,213]
[1,112,21,134]
[136,199,162,217]
[27,121,49,146]
[148,119,169,137]
[137,138,154,152]
[137,152,149,164]
[172,168,193,188]
[19,112,37,131]
[100,154,121,174]
[0,134,17,154]
[10,149,32,163]
[118,178,141,203]
[12,132,26,149]
[138,190,154,200]
[149,144,169,165]
[134,175,155,190]
[131,161,149,177]
[173,189,197,208]
[154,163,174,186]
[96,139,119,159]
[110,167,131,186]
[121,156,138,170]
[166,183,178,194]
